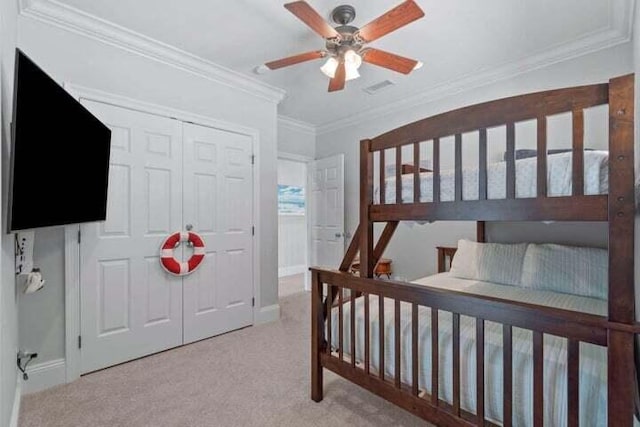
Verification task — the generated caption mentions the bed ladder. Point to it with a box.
[338,221,399,273]
[320,222,399,317]
[339,221,485,273]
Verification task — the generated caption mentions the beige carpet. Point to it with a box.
[20,292,428,427]
[278,273,306,298]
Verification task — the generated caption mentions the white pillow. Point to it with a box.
[449,239,528,287]
[520,244,608,300]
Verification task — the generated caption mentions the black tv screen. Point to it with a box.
[8,49,111,232]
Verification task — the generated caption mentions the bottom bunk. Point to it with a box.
[327,273,613,427]
[310,240,640,426]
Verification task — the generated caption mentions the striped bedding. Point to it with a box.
[329,273,637,426]
[376,150,609,204]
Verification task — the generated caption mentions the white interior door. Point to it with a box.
[182,123,254,344]
[309,154,345,268]
[79,101,184,373]
[79,103,255,372]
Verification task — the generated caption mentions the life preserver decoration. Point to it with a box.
[160,231,206,276]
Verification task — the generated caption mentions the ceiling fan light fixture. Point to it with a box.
[345,65,360,81]
[320,57,339,78]
[413,61,424,70]
[344,49,362,69]
[270,1,426,92]
[343,49,362,81]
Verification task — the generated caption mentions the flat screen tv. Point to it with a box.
[8,49,111,232]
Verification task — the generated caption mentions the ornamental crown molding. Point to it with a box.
[19,0,635,133]
[19,0,286,104]
[278,115,317,136]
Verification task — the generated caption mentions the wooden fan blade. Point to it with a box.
[362,48,418,74]
[265,50,325,70]
[284,1,341,40]
[328,62,346,92]
[357,0,425,43]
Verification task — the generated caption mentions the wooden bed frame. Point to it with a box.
[310,74,638,426]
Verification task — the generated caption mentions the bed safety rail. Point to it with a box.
[366,76,634,224]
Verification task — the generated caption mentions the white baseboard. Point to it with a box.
[9,377,21,427]
[255,304,280,325]
[22,358,66,394]
[278,265,306,278]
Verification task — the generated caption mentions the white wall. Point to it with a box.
[277,117,315,159]
[317,43,634,281]
[0,0,20,423]
[16,13,281,375]
[277,158,307,277]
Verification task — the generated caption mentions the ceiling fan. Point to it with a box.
[264,1,425,92]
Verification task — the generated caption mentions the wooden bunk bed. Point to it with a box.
[310,74,638,426]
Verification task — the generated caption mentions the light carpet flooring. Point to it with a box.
[278,273,306,298]
[20,292,428,427]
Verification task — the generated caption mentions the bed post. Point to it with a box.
[311,269,324,402]
[360,139,375,278]
[607,74,636,426]
[476,222,486,242]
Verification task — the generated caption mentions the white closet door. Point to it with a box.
[79,101,183,373]
[182,123,254,344]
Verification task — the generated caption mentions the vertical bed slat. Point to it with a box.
[411,303,419,396]
[537,117,547,197]
[379,295,385,381]
[567,339,579,427]
[503,324,513,427]
[455,134,463,201]
[506,123,516,199]
[433,138,440,203]
[431,309,439,405]
[533,331,544,427]
[326,285,332,354]
[396,146,402,204]
[338,288,344,361]
[476,319,485,426]
[379,149,386,204]
[360,140,375,278]
[350,291,356,368]
[394,300,401,388]
[413,142,421,203]
[311,273,324,401]
[364,293,370,374]
[572,110,584,196]
[452,313,461,416]
[479,129,488,200]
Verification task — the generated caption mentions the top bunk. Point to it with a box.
[361,74,635,223]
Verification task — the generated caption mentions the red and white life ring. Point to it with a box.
[160,231,206,276]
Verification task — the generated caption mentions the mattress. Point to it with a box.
[329,273,636,426]
[376,150,609,204]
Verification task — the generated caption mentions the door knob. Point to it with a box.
[185,224,193,231]
[335,232,343,238]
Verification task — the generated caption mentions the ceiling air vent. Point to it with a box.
[363,80,395,95]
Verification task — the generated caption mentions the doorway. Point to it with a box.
[277,157,308,297]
